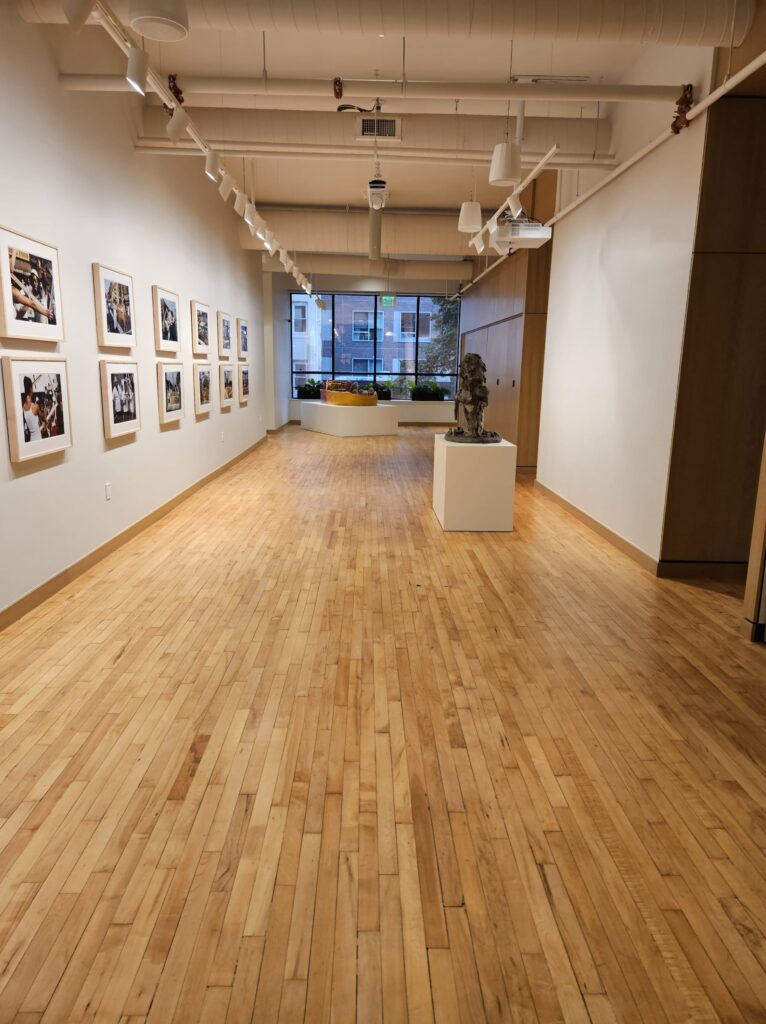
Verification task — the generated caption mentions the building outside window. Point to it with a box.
[291,292,460,399]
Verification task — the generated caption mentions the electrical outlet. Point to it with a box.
[105,482,112,501]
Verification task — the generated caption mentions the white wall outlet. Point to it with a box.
[105,482,112,501]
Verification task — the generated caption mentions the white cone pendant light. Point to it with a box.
[489,141,521,187]
[166,105,190,143]
[204,150,219,181]
[126,47,149,95]
[457,201,482,234]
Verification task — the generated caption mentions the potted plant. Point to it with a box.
[296,377,322,399]
[373,380,393,401]
[408,380,448,401]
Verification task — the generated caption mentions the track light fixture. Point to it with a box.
[218,172,235,201]
[165,105,190,143]
[234,191,247,217]
[244,202,257,228]
[126,47,149,95]
[508,193,524,219]
[469,234,485,254]
[63,0,96,30]
[204,150,219,182]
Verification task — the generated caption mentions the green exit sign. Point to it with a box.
[380,294,396,308]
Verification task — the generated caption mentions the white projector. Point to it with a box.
[508,222,552,248]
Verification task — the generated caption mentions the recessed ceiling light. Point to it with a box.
[129,0,189,42]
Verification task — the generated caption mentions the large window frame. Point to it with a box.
[290,292,460,398]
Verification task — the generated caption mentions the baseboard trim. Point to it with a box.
[534,481,659,574]
[656,560,748,581]
[0,436,267,634]
[266,423,290,434]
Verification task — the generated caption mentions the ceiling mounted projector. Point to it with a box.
[129,0,189,41]
[507,221,552,249]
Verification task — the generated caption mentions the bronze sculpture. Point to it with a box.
[445,352,501,444]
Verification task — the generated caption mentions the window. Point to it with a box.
[293,302,308,333]
[291,293,460,398]
[352,311,374,342]
[352,358,383,373]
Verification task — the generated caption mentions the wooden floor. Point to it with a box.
[1,426,765,1024]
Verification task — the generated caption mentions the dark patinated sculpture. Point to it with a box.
[445,352,501,444]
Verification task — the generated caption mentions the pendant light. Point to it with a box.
[126,46,149,95]
[458,200,482,234]
[489,141,521,187]
[63,0,96,30]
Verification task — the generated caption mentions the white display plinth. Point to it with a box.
[300,400,398,437]
[432,433,517,531]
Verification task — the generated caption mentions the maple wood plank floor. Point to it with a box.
[1,425,765,1024]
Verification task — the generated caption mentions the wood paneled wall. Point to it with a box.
[660,98,766,573]
[458,171,556,468]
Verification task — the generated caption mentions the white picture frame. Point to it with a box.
[93,263,135,348]
[0,226,64,343]
[237,317,248,360]
[238,364,250,404]
[152,285,180,354]
[218,310,233,359]
[157,361,184,424]
[2,355,72,462]
[194,362,213,415]
[219,364,234,409]
[191,299,210,356]
[99,359,140,439]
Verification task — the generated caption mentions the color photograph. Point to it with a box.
[2,356,71,462]
[238,364,250,403]
[0,228,64,343]
[218,310,232,359]
[99,360,140,439]
[191,299,210,355]
[237,317,248,359]
[194,363,212,415]
[220,364,234,408]
[152,286,180,353]
[93,263,135,348]
[157,361,184,424]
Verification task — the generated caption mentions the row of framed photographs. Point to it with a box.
[0,224,248,359]
[1,355,251,464]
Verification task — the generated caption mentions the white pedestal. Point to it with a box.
[432,433,517,531]
[300,400,399,437]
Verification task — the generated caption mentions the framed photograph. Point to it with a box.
[0,227,64,343]
[93,263,135,348]
[238,364,250,404]
[2,356,71,462]
[194,363,212,415]
[157,361,184,424]
[191,299,210,355]
[220,364,234,409]
[152,286,180,353]
[99,359,140,439]
[218,310,233,359]
[237,318,248,359]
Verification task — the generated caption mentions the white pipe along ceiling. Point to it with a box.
[18,0,756,44]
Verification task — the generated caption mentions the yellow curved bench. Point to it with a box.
[321,391,378,407]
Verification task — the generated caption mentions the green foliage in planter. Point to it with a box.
[408,380,449,401]
[296,378,322,399]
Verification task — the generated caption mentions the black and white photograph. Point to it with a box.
[152,286,180,353]
[191,299,210,355]
[0,228,64,343]
[93,263,135,348]
[99,360,140,439]
[2,356,72,462]
[194,363,212,415]
[157,361,184,424]
[238,364,250,403]
[237,317,248,359]
[220,364,234,408]
[218,310,232,359]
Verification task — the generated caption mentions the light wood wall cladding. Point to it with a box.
[458,171,556,468]
[743,433,766,636]
[660,98,766,570]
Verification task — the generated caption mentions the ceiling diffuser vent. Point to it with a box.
[357,116,401,143]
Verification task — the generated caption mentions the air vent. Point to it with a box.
[357,115,401,143]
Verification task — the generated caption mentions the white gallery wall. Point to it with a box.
[537,107,709,561]
[0,8,265,613]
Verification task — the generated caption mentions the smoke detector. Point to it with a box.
[129,0,189,41]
